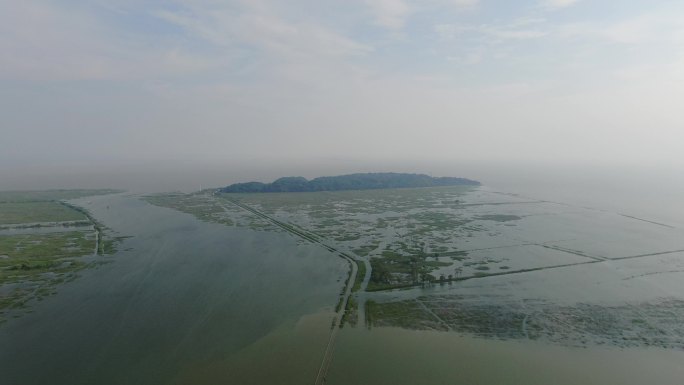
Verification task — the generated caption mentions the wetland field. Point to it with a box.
[2,184,684,384]
[0,189,121,322]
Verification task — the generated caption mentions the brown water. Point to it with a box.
[328,327,684,385]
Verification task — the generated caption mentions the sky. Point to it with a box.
[1,0,684,189]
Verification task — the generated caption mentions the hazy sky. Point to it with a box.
[2,0,684,187]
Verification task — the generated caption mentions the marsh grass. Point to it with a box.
[351,260,366,292]
[0,231,95,322]
[0,189,120,203]
[0,202,87,225]
[0,189,125,322]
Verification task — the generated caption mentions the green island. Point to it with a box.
[0,189,123,322]
[221,172,480,193]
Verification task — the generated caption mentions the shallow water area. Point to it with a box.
[0,193,347,385]
[327,327,684,385]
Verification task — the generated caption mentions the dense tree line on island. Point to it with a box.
[220,172,480,193]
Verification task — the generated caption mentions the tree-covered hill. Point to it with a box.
[220,173,480,193]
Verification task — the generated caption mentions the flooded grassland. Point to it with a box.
[0,190,122,323]
[147,185,684,384]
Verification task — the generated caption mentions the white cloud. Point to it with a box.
[434,23,463,40]
[542,0,579,8]
[435,20,547,42]
[444,0,479,8]
[613,53,684,83]
[600,15,667,44]
[0,3,106,80]
[556,13,684,45]
[0,1,374,82]
[157,2,372,58]
[3,0,684,173]
[447,50,482,65]
[0,2,223,81]
[364,0,411,30]
[485,27,546,40]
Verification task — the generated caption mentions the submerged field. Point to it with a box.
[0,190,122,322]
[146,185,684,350]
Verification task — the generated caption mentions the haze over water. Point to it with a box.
[3,159,681,226]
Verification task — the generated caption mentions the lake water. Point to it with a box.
[2,164,684,384]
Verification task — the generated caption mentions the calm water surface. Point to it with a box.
[0,194,346,385]
[328,327,684,385]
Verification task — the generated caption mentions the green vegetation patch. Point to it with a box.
[144,192,280,231]
[367,244,455,290]
[0,231,93,260]
[340,296,358,328]
[221,173,479,193]
[0,191,126,324]
[102,237,129,255]
[365,296,684,349]
[352,243,380,257]
[408,211,470,231]
[365,300,443,330]
[0,202,87,225]
[0,230,100,321]
[335,233,361,242]
[145,193,229,224]
[351,260,366,292]
[0,189,121,203]
[0,259,86,320]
